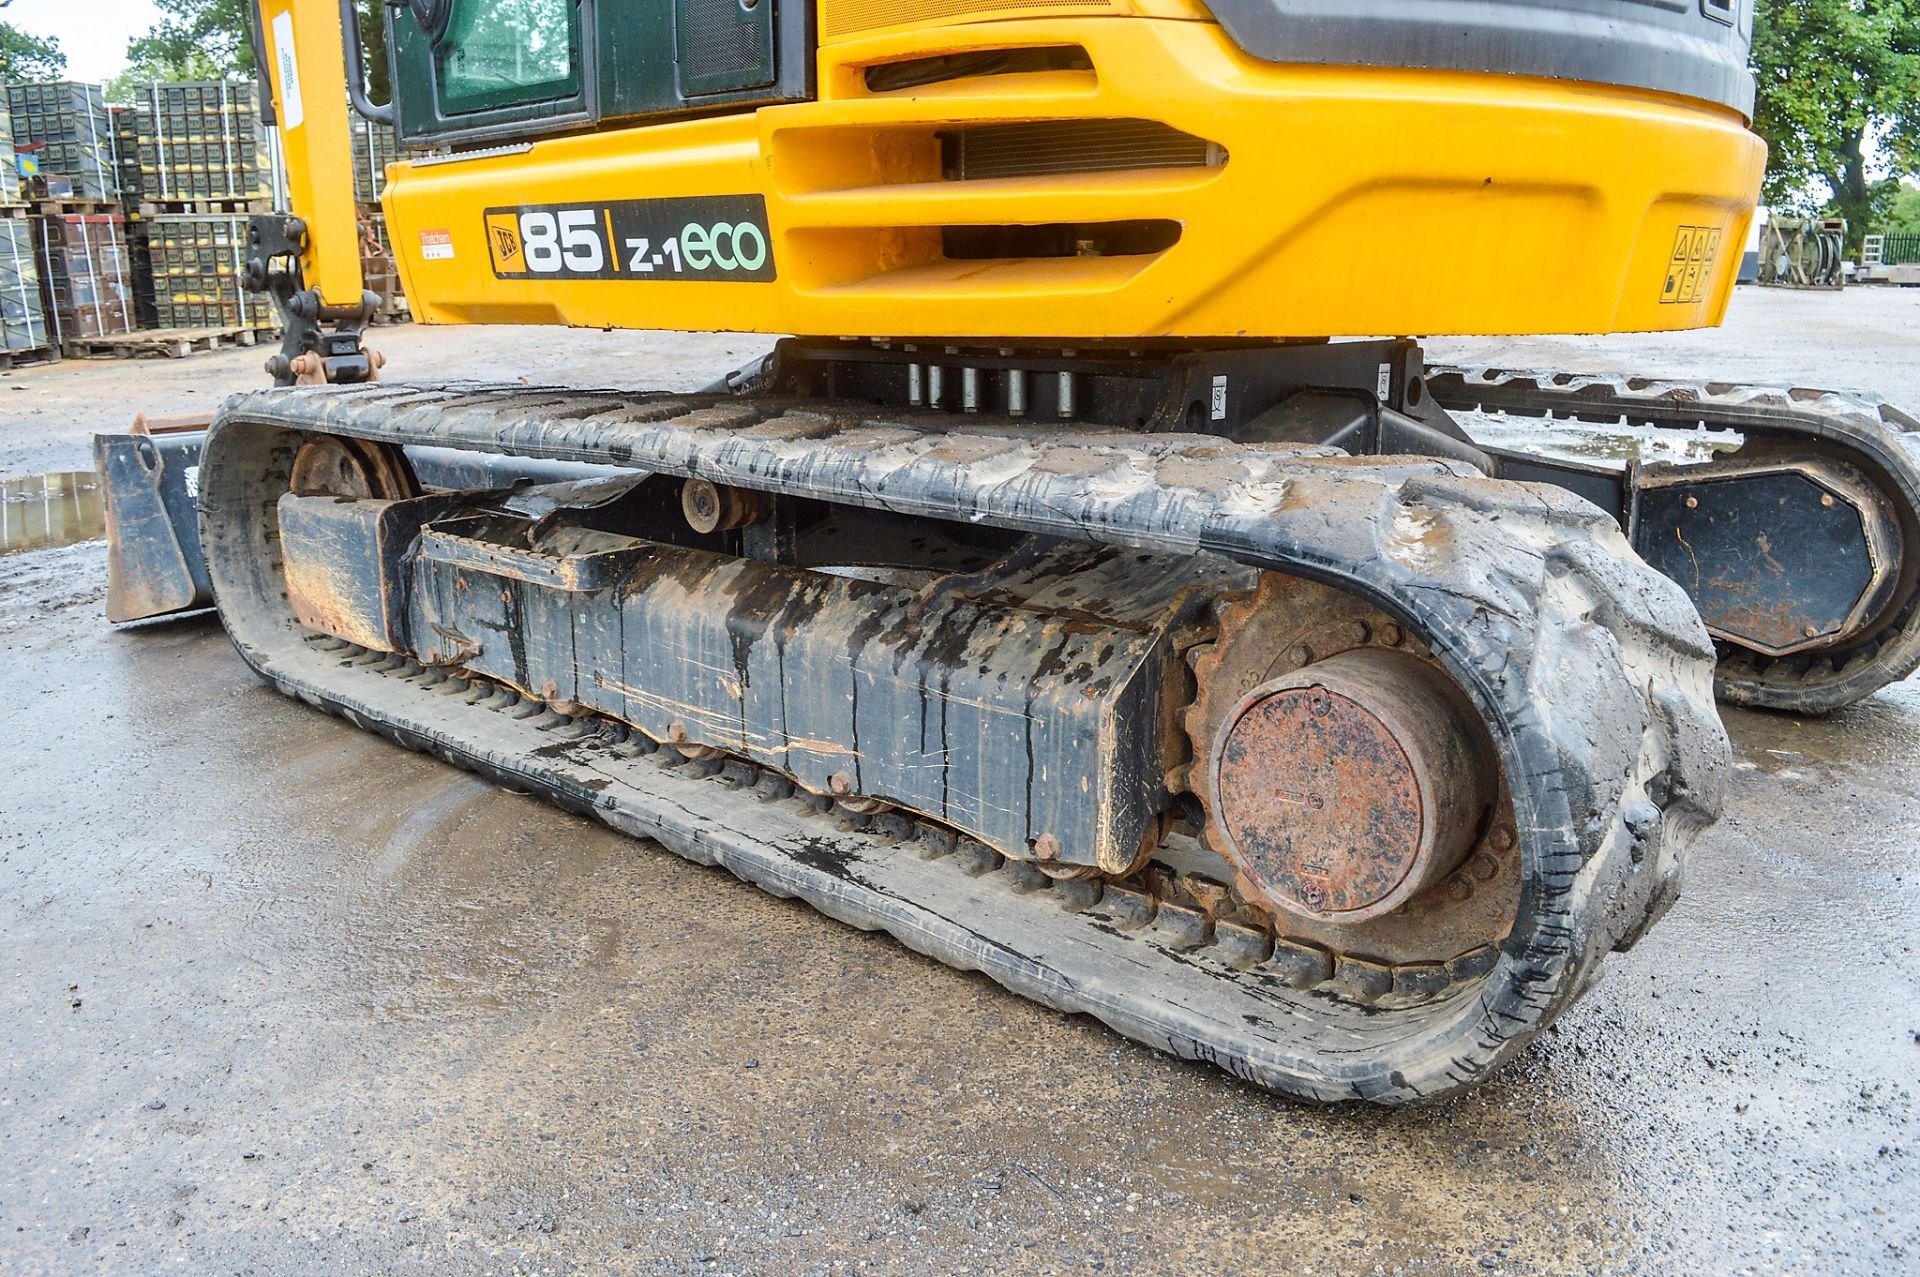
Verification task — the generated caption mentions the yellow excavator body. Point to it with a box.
[378,13,1764,340]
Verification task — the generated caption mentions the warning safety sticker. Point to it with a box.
[1659,225,1723,305]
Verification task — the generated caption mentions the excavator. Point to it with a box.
[89,0,1920,1104]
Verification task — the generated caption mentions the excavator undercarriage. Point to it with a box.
[84,0,1920,1101]
[194,367,1725,1103]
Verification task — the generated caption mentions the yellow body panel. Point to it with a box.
[383,16,1765,340]
[258,0,366,310]
[815,0,1213,43]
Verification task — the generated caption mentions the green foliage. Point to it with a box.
[125,0,253,77]
[1884,183,1920,235]
[107,51,225,105]
[123,0,390,101]
[0,21,68,80]
[1750,0,1920,245]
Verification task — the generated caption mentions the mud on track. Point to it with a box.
[2,288,1917,1274]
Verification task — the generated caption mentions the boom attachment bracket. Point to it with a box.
[244,213,382,387]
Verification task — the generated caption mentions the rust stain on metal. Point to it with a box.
[283,550,391,652]
[1210,649,1494,924]
[1214,674,1424,918]
[1185,571,1519,964]
[680,478,771,534]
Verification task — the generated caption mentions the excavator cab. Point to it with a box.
[384,0,809,141]
[89,0,1920,1102]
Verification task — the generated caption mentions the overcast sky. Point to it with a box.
[5,0,164,84]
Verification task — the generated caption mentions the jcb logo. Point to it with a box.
[485,213,523,271]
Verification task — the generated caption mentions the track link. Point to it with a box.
[196,382,1729,1103]
[1431,365,1920,712]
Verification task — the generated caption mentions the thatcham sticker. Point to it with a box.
[482,195,776,283]
[419,229,454,261]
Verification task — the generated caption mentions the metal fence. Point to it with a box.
[1879,232,1920,265]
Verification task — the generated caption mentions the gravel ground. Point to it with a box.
[0,286,1916,1275]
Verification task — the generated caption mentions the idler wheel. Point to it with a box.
[1206,647,1495,924]
[289,434,417,500]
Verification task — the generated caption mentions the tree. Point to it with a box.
[107,52,225,105]
[1885,183,1920,235]
[125,0,390,100]
[125,0,253,78]
[0,21,67,80]
[1751,1,1920,246]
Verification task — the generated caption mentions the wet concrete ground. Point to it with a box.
[2,288,1918,1275]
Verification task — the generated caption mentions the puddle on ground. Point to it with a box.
[0,471,104,555]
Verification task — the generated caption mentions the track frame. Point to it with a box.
[194,381,1727,1102]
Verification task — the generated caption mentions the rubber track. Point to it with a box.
[1430,365,1920,713]
[198,382,1730,1104]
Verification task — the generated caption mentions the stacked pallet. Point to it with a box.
[0,215,51,360]
[123,216,160,329]
[359,209,409,323]
[128,81,273,207]
[144,213,273,331]
[351,117,398,204]
[110,105,142,202]
[6,82,117,202]
[0,103,20,204]
[351,119,411,324]
[0,79,402,360]
[38,211,134,344]
[0,97,47,360]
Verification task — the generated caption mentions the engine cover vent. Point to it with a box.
[822,0,1114,42]
[947,120,1223,181]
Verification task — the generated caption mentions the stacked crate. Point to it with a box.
[38,212,134,342]
[350,118,408,320]
[351,117,398,204]
[110,105,143,202]
[5,82,118,202]
[0,106,20,205]
[359,208,408,322]
[144,213,272,332]
[0,216,49,352]
[128,81,272,205]
[123,217,160,330]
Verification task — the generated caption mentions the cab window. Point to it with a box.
[435,0,581,114]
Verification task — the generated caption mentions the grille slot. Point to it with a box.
[863,45,1093,93]
[942,220,1181,259]
[947,120,1222,181]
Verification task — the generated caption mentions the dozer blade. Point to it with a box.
[94,412,626,623]
[191,381,1729,1104]
[95,417,213,624]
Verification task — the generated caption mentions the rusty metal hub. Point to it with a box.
[681,478,770,534]
[289,434,417,500]
[1207,648,1495,923]
[1184,572,1517,967]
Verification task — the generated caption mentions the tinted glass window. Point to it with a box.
[437,0,580,114]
